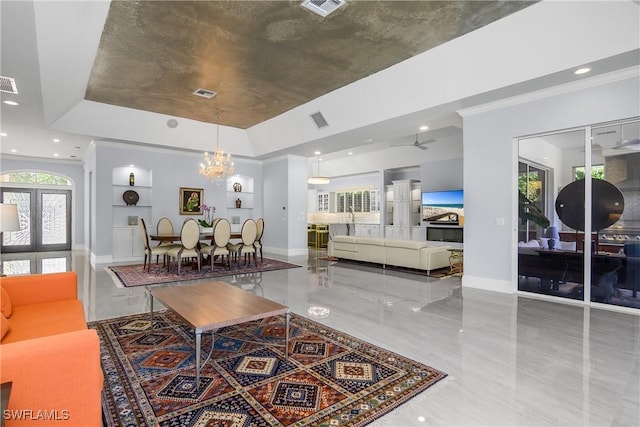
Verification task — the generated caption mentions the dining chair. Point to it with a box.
[254,218,264,263]
[200,217,220,247]
[227,219,257,268]
[166,218,202,274]
[156,217,173,234]
[140,218,172,271]
[201,218,232,270]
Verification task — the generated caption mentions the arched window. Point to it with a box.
[0,172,71,186]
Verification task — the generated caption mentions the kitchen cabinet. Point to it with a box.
[317,192,333,212]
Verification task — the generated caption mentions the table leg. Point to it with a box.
[149,293,154,325]
[195,330,201,391]
[285,310,290,360]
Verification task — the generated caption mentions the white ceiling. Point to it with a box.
[1,1,639,165]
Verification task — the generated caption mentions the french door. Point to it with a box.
[1,187,72,252]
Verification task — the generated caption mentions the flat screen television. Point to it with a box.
[421,189,464,223]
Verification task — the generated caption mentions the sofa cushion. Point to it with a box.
[384,239,430,250]
[2,300,87,344]
[1,286,12,318]
[1,313,9,340]
[332,235,357,244]
[518,240,540,248]
[356,237,385,246]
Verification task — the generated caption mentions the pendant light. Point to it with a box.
[307,153,330,185]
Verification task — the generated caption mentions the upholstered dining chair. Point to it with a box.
[140,218,172,271]
[227,219,257,268]
[254,218,264,263]
[167,218,202,274]
[154,217,176,259]
[200,218,220,247]
[201,218,232,270]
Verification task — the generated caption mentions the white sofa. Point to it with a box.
[327,235,454,273]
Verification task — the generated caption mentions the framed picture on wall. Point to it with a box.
[179,187,204,215]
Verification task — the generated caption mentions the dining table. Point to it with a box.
[150,232,242,243]
[150,232,244,270]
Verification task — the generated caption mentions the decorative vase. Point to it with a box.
[235,198,242,208]
[129,172,135,186]
[233,182,242,192]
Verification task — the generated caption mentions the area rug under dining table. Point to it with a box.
[106,258,301,288]
[93,310,447,426]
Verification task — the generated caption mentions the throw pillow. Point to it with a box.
[559,241,577,251]
[1,312,9,340]
[518,240,540,248]
[1,286,12,318]
[539,238,550,249]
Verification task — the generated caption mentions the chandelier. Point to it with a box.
[199,115,234,181]
[307,153,330,185]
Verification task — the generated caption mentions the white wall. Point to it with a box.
[462,74,640,293]
[263,155,308,256]
[90,142,262,262]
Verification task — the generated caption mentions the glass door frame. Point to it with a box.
[1,187,72,253]
[514,125,593,303]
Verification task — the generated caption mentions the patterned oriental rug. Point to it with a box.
[106,258,301,288]
[93,310,447,426]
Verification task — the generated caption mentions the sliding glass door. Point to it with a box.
[517,118,640,310]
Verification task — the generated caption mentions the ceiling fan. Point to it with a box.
[612,124,640,151]
[390,134,435,150]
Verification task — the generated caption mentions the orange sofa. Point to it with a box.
[0,272,103,426]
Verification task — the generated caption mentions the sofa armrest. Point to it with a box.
[423,246,452,271]
[0,272,77,307]
[0,329,103,426]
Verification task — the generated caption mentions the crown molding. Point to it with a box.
[457,66,640,118]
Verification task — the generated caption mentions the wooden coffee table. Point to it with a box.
[149,281,290,389]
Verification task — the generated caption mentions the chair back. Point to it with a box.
[241,219,257,246]
[157,217,173,234]
[180,219,200,250]
[139,218,151,250]
[255,218,264,242]
[213,218,231,247]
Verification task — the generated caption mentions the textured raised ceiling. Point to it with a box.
[86,1,535,129]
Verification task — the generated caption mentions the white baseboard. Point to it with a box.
[461,275,513,293]
[264,246,308,257]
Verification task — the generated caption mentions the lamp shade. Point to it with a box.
[0,204,19,232]
[546,226,560,240]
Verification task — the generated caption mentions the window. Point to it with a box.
[573,165,604,180]
[0,172,71,186]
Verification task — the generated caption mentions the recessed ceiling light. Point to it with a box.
[574,67,591,75]
[0,132,7,137]
[53,153,59,157]
[348,152,353,155]
[314,151,321,155]
[3,100,18,106]
[419,125,429,131]
[53,138,60,143]
[10,149,17,153]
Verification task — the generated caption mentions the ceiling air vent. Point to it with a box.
[301,0,345,17]
[0,76,18,94]
[193,88,217,99]
[310,111,329,128]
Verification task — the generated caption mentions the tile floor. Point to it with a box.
[2,249,639,426]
